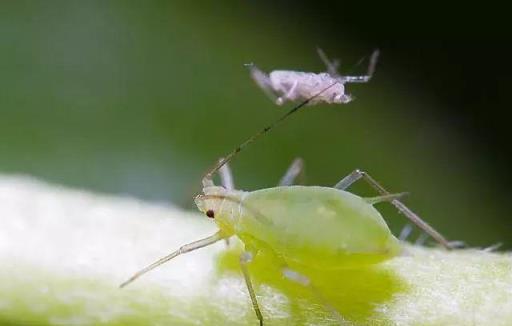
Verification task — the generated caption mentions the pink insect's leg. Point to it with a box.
[282,268,347,325]
[240,251,264,326]
[340,49,380,84]
[317,48,341,76]
[248,64,279,103]
[334,169,453,249]
[276,80,298,105]
[278,158,305,186]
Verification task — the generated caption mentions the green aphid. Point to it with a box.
[120,80,453,325]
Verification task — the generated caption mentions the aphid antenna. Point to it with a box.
[203,81,340,182]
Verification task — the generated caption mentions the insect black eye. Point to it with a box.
[206,209,215,218]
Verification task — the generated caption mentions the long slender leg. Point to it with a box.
[334,169,453,249]
[218,161,234,245]
[398,223,413,241]
[282,268,347,325]
[342,76,372,83]
[415,233,429,246]
[317,48,341,76]
[218,160,235,191]
[248,64,279,103]
[340,49,380,84]
[278,158,304,186]
[276,80,298,105]
[416,233,466,248]
[240,251,264,326]
[120,231,225,288]
[334,169,363,190]
[483,242,502,252]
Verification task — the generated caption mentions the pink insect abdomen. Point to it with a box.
[269,71,345,103]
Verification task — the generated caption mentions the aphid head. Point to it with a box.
[333,89,353,104]
[194,184,227,217]
[194,181,242,235]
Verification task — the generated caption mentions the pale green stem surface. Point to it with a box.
[1,175,511,326]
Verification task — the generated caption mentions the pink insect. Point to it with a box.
[249,49,379,106]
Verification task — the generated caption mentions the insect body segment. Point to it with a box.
[236,186,402,269]
[249,49,379,106]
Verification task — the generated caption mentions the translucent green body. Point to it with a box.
[236,186,401,269]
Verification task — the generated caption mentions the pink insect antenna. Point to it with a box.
[204,81,340,180]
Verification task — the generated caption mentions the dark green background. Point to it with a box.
[1,1,510,248]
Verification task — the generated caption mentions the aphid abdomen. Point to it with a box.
[237,186,401,269]
[269,71,346,104]
[268,71,303,99]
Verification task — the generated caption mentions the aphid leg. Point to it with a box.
[119,231,225,288]
[240,251,264,326]
[317,48,341,76]
[282,268,347,325]
[218,160,234,246]
[398,223,413,241]
[483,242,502,252]
[218,159,235,191]
[248,64,279,103]
[415,232,429,246]
[448,240,466,249]
[276,80,298,106]
[340,49,380,84]
[278,158,305,186]
[333,169,362,190]
[364,192,408,205]
[334,169,453,249]
[202,174,215,188]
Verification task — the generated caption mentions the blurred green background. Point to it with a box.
[0,1,510,248]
